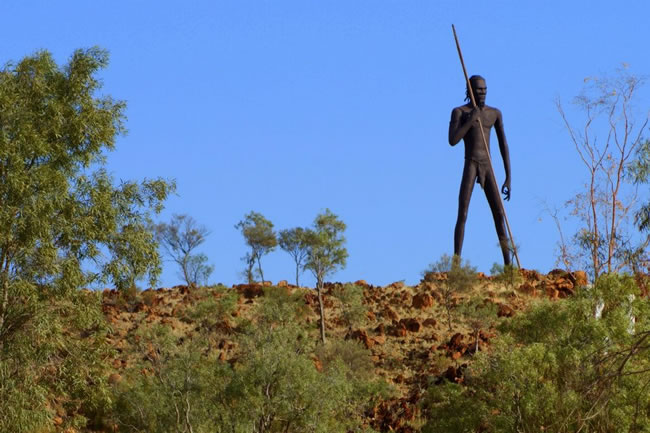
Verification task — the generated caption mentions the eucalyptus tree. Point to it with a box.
[304,209,348,343]
[235,211,277,284]
[0,48,173,430]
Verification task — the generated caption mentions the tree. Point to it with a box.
[155,214,213,287]
[278,227,310,286]
[422,254,477,332]
[235,211,277,284]
[556,67,649,280]
[304,209,348,343]
[630,139,650,234]
[422,275,650,432]
[0,48,172,430]
[0,47,173,343]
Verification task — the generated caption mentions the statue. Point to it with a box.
[448,75,512,265]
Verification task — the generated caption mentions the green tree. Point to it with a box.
[331,283,367,331]
[630,139,650,234]
[422,254,477,332]
[0,48,172,431]
[278,227,310,286]
[235,211,277,284]
[304,209,348,344]
[422,274,650,433]
[155,214,213,287]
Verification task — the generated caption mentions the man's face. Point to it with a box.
[472,79,487,107]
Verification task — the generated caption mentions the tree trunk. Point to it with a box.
[295,262,300,287]
[317,275,326,344]
[257,257,264,284]
[0,255,9,351]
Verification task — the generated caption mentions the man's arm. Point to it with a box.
[494,109,511,200]
[448,107,479,146]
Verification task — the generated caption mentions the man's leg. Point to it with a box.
[484,170,511,265]
[454,160,477,257]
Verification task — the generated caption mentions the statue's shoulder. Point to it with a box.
[452,103,472,112]
[451,104,472,118]
[484,105,502,116]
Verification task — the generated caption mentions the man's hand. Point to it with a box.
[501,179,511,201]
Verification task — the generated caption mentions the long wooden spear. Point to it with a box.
[451,24,521,268]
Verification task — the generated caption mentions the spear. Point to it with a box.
[451,24,521,268]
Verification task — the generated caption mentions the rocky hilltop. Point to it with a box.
[93,268,588,433]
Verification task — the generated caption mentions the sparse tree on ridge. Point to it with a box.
[154,214,213,287]
[235,211,277,284]
[422,254,477,332]
[556,67,650,280]
[278,227,310,287]
[304,209,348,344]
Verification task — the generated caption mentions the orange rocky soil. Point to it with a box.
[96,268,589,432]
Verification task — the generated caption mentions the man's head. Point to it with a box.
[465,75,487,107]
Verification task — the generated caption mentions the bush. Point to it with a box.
[331,284,368,330]
[113,285,383,432]
[0,290,113,432]
[422,274,650,433]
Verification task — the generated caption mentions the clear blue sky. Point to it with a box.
[2,1,649,287]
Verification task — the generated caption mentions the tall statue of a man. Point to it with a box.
[448,75,512,265]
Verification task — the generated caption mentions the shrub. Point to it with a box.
[422,274,650,433]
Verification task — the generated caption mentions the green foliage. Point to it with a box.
[0,48,171,432]
[630,139,650,235]
[423,254,477,332]
[0,290,113,432]
[458,296,498,355]
[490,263,522,290]
[114,285,382,433]
[155,214,213,287]
[114,324,217,433]
[184,286,238,331]
[304,209,348,288]
[278,227,310,286]
[304,209,348,343]
[422,274,650,432]
[235,211,277,283]
[331,283,368,330]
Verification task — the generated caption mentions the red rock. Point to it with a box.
[545,286,559,300]
[349,329,374,349]
[412,293,434,309]
[373,335,386,345]
[366,310,376,321]
[277,280,288,287]
[390,281,405,289]
[572,270,588,287]
[393,374,406,384]
[108,373,122,385]
[235,284,264,299]
[392,324,408,337]
[400,318,421,333]
[497,303,515,318]
[383,306,400,322]
[354,279,369,287]
[423,318,437,327]
[313,357,323,372]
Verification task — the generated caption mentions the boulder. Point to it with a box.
[412,293,434,309]
[400,318,421,333]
